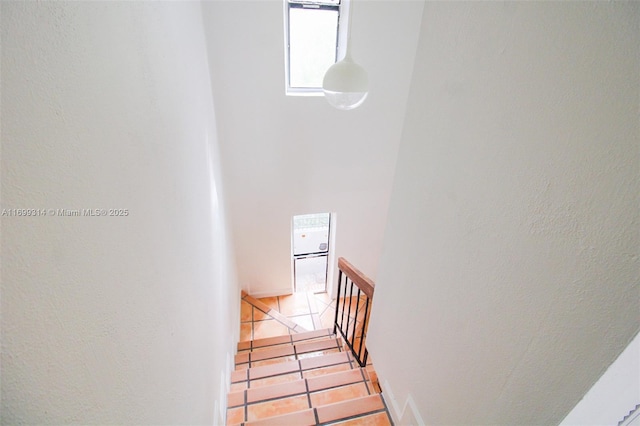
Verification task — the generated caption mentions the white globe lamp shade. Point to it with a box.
[322,56,369,111]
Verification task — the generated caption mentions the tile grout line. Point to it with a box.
[304,377,313,415]
[359,367,372,395]
[305,292,314,330]
[313,407,320,426]
[243,388,248,424]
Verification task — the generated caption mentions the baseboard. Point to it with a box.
[246,288,293,298]
[218,339,236,426]
[382,379,425,426]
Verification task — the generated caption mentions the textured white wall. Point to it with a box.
[369,2,639,425]
[200,1,424,297]
[1,2,239,424]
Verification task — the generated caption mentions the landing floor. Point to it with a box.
[240,291,337,341]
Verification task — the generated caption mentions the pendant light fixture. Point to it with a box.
[322,0,368,110]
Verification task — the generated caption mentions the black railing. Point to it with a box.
[333,257,375,367]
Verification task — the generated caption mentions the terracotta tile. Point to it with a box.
[231,369,248,383]
[295,337,339,355]
[238,340,251,351]
[250,344,295,362]
[227,390,245,408]
[355,304,371,323]
[331,412,392,426]
[278,318,300,331]
[246,344,289,356]
[311,313,323,330]
[290,314,314,331]
[336,295,366,318]
[292,325,309,334]
[230,382,247,392]
[299,351,350,370]
[305,292,320,314]
[235,363,249,371]
[352,337,366,357]
[246,395,309,421]
[360,368,370,381]
[247,379,306,403]
[278,293,312,316]
[244,408,316,426]
[240,323,252,342]
[291,328,332,342]
[303,363,352,378]
[257,296,279,311]
[312,292,333,306]
[241,300,253,322]
[249,359,300,380]
[365,381,378,394]
[253,306,269,321]
[306,369,364,392]
[226,406,244,425]
[253,319,290,340]
[320,308,336,329]
[316,301,332,316]
[250,371,302,388]
[235,352,249,365]
[315,394,385,424]
[310,382,369,407]
[297,348,341,360]
[251,334,292,349]
[251,355,297,368]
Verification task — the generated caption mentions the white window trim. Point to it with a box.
[283,0,350,96]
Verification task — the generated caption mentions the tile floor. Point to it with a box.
[228,328,390,425]
[240,291,337,342]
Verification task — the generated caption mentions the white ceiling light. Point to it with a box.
[322,1,368,110]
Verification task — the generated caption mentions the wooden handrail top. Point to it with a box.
[337,257,375,299]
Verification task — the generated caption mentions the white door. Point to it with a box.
[292,213,330,293]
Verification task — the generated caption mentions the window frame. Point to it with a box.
[284,0,349,96]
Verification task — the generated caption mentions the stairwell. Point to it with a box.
[226,328,393,425]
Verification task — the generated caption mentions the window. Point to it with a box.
[284,0,347,96]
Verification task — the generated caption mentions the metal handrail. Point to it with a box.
[333,257,374,367]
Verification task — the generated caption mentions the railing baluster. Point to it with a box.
[351,287,361,347]
[333,270,343,335]
[346,280,354,346]
[332,257,375,367]
[339,275,348,332]
[357,297,369,361]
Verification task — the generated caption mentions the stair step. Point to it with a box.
[229,394,390,426]
[330,411,392,426]
[227,367,386,425]
[235,337,343,368]
[228,368,372,408]
[244,408,316,426]
[317,394,387,424]
[231,351,357,391]
[238,328,334,352]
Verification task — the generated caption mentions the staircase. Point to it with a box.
[226,328,393,425]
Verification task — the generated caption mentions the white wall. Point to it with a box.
[369,2,639,425]
[1,2,239,424]
[200,1,424,297]
[561,332,640,426]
